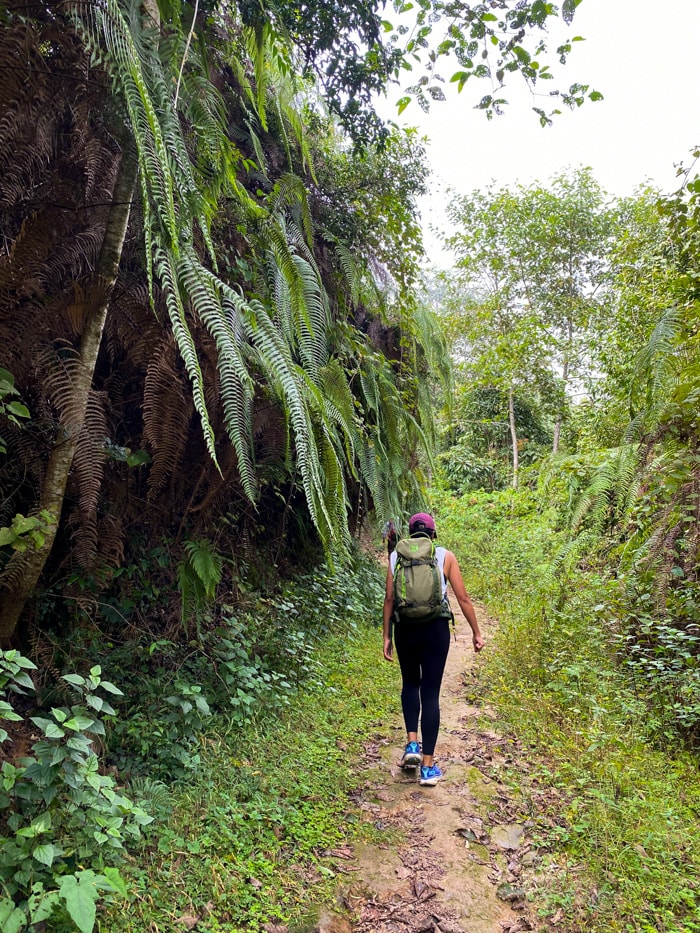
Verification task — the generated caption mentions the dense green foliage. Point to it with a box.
[1,554,394,931]
[7,0,700,928]
[432,486,700,931]
[0,0,589,643]
[424,164,700,931]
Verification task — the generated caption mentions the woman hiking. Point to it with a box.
[382,512,485,786]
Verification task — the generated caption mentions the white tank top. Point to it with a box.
[390,544,447,597]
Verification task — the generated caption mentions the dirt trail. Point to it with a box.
[333,604,535,933]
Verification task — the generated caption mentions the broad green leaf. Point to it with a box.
[59,872,99,933]
[6,401,30,418]
[0,904,26,933]
[62,674,86,687]
[126,449,151,466]
[102,867,129,897]
[64,715,96,731]
[86,772,104,791]
[29,888,61,923]
[0,528,16,546]
[33,843,58,866]
[98,680,123,696]
[30,718,65,739]
[12,671,34,689]
[32,810,52,832]
[0,701,22,721]
[14,655,38,670]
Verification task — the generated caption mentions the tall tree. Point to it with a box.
[443,169,611,484]
[441,190,553,487]
[512,168,611,452]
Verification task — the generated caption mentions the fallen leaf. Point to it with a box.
[174,915,199,930]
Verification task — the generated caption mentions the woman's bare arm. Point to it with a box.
[443,551,485,651]
[383,564,395,661]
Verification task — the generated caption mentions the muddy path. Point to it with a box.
[331,604,537,933]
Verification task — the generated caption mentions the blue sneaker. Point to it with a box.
[400,741,421,769]
[419,763,443,786]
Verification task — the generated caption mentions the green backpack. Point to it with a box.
[392,536,449,623]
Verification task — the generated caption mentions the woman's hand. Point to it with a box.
[383,636,394,661]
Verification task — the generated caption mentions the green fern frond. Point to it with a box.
[570,445,639,534]
[183,538,223,598]
[182,258,258,500]
[155,248,218,467]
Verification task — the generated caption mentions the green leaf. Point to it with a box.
[102,867,128,897]
[6,401,30,418]
[30,718,65,739]
[562,0,581,25]
[33,843,58,866]
[62,674,86,687]
[28,887,61,924]
[126,449,151,467]
[0,701,22,721]
[86,772,104,791]
[33,810,52,833]
[64,715,96,731]
[0,899,26,933]
[59,872,99,933]
[12,671,34,689]
[98,680,123,696]
[0,528,16,546]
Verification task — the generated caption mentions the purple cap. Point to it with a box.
[408,512,436,533]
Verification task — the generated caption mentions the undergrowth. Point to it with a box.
[433,485,700,933]
[100,607,397,932]
[2,548,398,932]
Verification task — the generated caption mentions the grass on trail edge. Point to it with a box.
[100,620,400,932]
[433,487,700,933]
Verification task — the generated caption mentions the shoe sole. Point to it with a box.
[401,754,421,767]
[419,773,443,786]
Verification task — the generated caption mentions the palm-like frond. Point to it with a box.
[179,254,257,499]
[569,445,640,534]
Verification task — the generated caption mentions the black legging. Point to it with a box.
[394,616,451,756]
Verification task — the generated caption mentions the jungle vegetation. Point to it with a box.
[2,0,700,929]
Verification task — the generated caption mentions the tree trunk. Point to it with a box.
[552,356,569,455]
[508,386,519,490]
[553,322,573,455]
[0,143,137,644]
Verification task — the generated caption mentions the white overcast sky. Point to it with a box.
[378,0,700,263]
